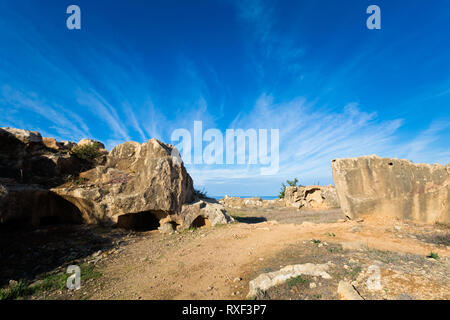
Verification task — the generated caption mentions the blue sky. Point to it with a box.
[0,0,449,196]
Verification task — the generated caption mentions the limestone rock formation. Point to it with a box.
[220,196,284,209]
[284,185,340,209]
[0,180,83,227]
[247,263,332,298]
[52,139,196,225]
[0,127,92,226]
[179,198,234,230]
[331,155,450,224]
[337,281,364,300]
[0,127,84,187]
[77,138,106,150]
[52,139,233,230]
[0,127,233,231]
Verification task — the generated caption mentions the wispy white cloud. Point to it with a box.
[0,85,91,141]
[404,120,450,164]
[187,93,449,195]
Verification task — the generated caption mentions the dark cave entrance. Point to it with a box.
[116,211,162,231]
[38,193,84,227]
[191,215,211,228]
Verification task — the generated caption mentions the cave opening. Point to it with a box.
[39,216,61,226]
[116,211,161,231]
[191,215,211,228]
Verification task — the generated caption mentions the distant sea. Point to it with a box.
[210,195,278,200]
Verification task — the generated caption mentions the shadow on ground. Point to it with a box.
[233,216,267,224]
[0,224,132,287]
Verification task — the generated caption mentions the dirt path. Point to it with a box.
[77,214,449,300]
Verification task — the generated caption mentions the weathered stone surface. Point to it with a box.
[284,185,340,209]
[0,128,233,231]
[179,198,234,230]
[247,263,332,298]
[78,138,106,150]
[52,139,196,226]
[332,155,450,224]
[337,281,364,300]
[0,180,83,227]
[1,127,42,144]
[0,128,82,187]
[220,196,284,209]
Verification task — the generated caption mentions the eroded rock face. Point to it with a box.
[0,128,234,231]
[179,198,234,230]
[77,138,106,150]
[0,180,84,227]
[52,139,196,226]
[284,186,340,210]
[220,196,284,209]
[331,155,450,224]
[0,127,83,187]
[247,263,332,298]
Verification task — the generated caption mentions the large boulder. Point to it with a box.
[331,155,450,224]
[0,128,93,227]
[0,127,83,187]
[220,196,284,209]
[0,179,83,227]
[178,198,234,230]
[284,185,340,209]
[52,139,232,230]
[0,128,233,231]
[77,138,106,150]
[52,139,196,225]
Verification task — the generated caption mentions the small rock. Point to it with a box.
[8,280,18,287]
[337,281,363,300]
[92,250,102,258]
[233,277,242,283]
[309,282,317,289]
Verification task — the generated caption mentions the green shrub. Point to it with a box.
[0,264,102,300]
[428,252,439,260]
[0,280,32,300]
[278,178,299,199]
[194,188,208,199]
[287,275,309,287]
[70,143,102,161]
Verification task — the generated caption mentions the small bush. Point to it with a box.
[287,275,309,287]
[278,178,299,199]
[0,264,102,300]
[70,143,102,161]
[428,252,439,260]
[0,280,32,300]
[194,188,208,199]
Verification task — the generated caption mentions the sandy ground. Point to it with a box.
[4,207,449,300]
[62,209,449,300]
